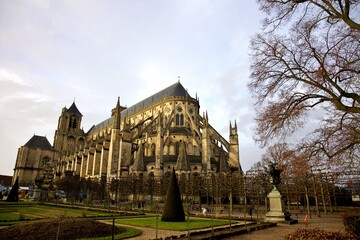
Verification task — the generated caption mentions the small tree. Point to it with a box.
[6,177,19,202]
[161,168,185,222]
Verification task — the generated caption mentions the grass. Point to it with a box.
[114,217,236,231]
[81,226,142,240]
[88,214,153,221]
[0,203,137,227]
[0,212,37,221]
[0,204,107,221]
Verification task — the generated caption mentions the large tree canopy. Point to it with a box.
[249,0,360,166]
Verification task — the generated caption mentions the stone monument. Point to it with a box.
[265,161,285,222]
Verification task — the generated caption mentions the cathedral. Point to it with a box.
[13,82,242,187]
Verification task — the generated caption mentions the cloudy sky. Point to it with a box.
[0,0,266,176]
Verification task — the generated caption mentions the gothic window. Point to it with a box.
[169,142,175,155]
[175,105,184,126]
[151,144,156,157]
[194,146,200,156]
[69,116,77,129]
[187,142,193,155]
[231,128,236,135]
[77,138,85,150]
[176,114,179,125]
[67,136,75,152]
[180,114,184,125]
[163,145,168,155]
[165,106,171,114]
[189,106,194,114]
[175,114,184,126]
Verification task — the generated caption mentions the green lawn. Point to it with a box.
[79,226,142,240]
[0,203,129,225]
[0,205,103,219]
[0,212,38,221]
[114,217,235,231]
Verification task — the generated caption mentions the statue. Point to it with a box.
[265,161,288,223]
[267,161,283,187]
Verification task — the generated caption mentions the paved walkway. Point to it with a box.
[113,213,346,239]
[223,213,346,240]
[124,225,187,240]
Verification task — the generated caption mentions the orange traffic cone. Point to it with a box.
[303,214,309,227]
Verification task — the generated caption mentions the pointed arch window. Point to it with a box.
[175,114,184,126]
[69,116,77,129]
[175,105,184,126]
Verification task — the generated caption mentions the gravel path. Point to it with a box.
[101,212,346,239]
[124,224,187,240]
[223,213,346,240]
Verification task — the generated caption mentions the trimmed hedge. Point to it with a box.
[341,210,360,239]
[161,168,185,222]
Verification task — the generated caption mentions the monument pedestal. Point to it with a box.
[32,189,42,201]
[265,187,285,222]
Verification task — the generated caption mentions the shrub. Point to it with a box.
[161,168,185,222]
[285,228,354,240]
[341,210,360,239]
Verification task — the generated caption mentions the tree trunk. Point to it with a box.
[319,173,327,215]
[284,180,289,211]
[332,178,338,212]
[305,185,311,219]
[311,173,320,216]
[325,174,333,214]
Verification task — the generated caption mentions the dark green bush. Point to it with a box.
[285,228,354,240]
[161,168,185,222]
[341,210,360,239]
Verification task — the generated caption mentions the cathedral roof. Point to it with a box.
[88,82,193,134]
[67,102,82,116]
[121,82,192,118]
[24,135,53,151]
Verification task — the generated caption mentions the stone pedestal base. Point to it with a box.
[265,187,285,222]
[32,189,42,201]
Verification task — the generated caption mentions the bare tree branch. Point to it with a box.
[250,0,360,164]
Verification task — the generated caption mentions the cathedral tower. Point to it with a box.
[53,102,85,176]
[229,120,241,171]
[53,102,83,153]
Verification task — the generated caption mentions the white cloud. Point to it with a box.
[0,69,28,85]
[0,1,267,176]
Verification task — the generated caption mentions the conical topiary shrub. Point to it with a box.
[6,177,19,202]
[161,168,185,222]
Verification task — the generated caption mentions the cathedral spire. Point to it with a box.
[229,119,240,171]
[112,97,121,129]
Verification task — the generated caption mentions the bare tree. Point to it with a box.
[250,0,360,166]
[257,1,360,31]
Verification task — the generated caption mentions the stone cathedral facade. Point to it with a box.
[14,82,241,186]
